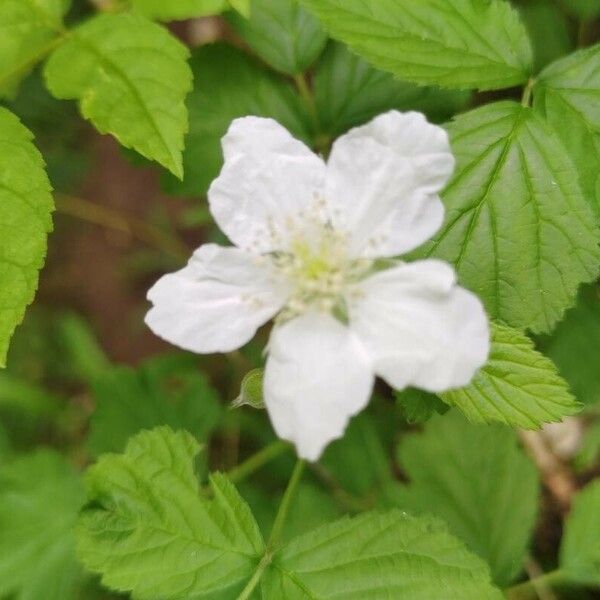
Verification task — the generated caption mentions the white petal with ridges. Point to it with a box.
[208,117,326,253]
[145,244,290,353]
[325,111,454,258]
[348,260,489,392]
[264,312,374,461]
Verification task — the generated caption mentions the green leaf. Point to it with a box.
[233,368,265,409]
[130,0,229,20]
[562,0,600,20]
[419,101,600,333]
[77,427,265,599]
[0,108,53,367]
[262,511,502,598]
[560,480,600,585]
[517,0,572,72]
[395,388,449,425]
[541,285,600,406]
[321,412,393,497]
[88,355,222,457]
[574,422,600,471]
[162,43,311,197]
[228,0,327,75]
[0,449,84,599]
[0,0,70,98]
[391,411,539,586]
[229,0,250,17]
[314,42,471,137]
[44,13,192,178]
[534,45,600,218]
[298,0,533,90]
[442,323,579,428]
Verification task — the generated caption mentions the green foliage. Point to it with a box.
[0,108,53,367]
[563,0,600,20]
[233,368,266,409]
[395,388,449,424]
[560,481,600,586]
[262,511,502,598]
[298,0,533,90]
[534,45,600,218]
[163,43,311,197]
[228,0,328,75]
[130,0,230,20]
[390,411,539,586]
[442,323,579,428]
[44,13,192,177]
[314,42,472,137]
[517,0,572,72]
[88,355,222,457]
[78,427,502,599]
[0,0,70,98]
[0,449,84,599]
[419,101,600,333]
[542,285,600,406]
[574,422,600,471]
[78,427,265,599]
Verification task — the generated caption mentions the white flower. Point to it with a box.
[146,111,490,461]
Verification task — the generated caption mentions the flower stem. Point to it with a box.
[227,440,291,485]
[267,458,306,549]
[293,72,331,153]
[505,570,566,599]
[521,78,536,108]
[236,458,305,599]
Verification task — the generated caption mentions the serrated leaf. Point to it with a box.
[162,43,311,197]
[391,411,539,586]
[44,13,192,178]
[542,285,600,406]
[0,450,84,599]
[228,0,327,75]
[130,0,229,20]
[442,323,579,428]
[262,511,502,599]
[534,45,600,218]
[77,427,265,599]
[299,0,533,90]
[560,480,600,585]
[314,42,471,137]
[88,355,222,457]
[0,0,70,98]
[0,107,53,367]
[419,101,600,333]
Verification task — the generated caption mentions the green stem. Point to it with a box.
[227,440,291,485]
[505,570,566,599]
[267,458,306,549]
[521,78,536,108]
[293,72,330,153]
[236,458,305,599]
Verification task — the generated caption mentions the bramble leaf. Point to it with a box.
[162,43,311,197]
[541,285,600,407]
[77,427,265,599]
[0,108,53,367]
[442,323,580,428]
[262,511,503,598]
[534,45,600,218]
[298,0,533,90]
[0,450,84,599]
[314,42,471,137]
[560,480,600,585]
[228,0,328,75]
[391,411,539,586]
[419,101,600,333]
[44,13,192,178]
[0,0,70,98]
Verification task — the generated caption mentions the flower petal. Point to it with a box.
[325,111,454,258]
[145,244,290,353]
[264,312,374,461]
[348,260,489,392]
[208,117,326,253]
